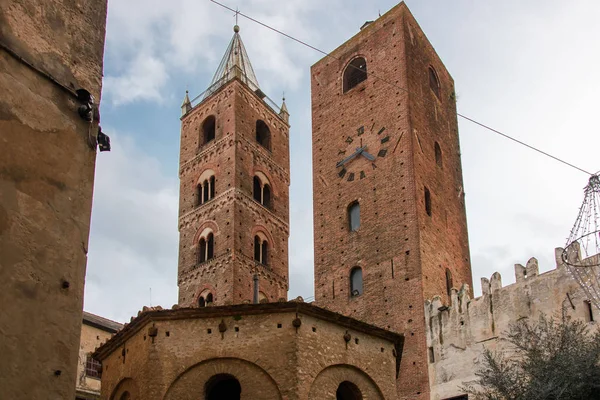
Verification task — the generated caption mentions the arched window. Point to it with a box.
[435,142,442,168]
[198,290,214,308]
[336,381,363,400]
[252,173,272,209]
[206,292,213,304]
[196,171,216,206]
[198,231,215,263]
[205,374,241,400]
[350,267,363,297]
[119,392,131,400]
[198,296,206,307]
[343,57,367,93]
[256,120,271,150]
[348,201,360,231]
[254,235,269,266]
[424,187,432,217]
[202,115,216,145]
[429,66,441,100]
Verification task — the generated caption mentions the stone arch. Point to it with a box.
[110,378,139,400]
[197,168,216,185]
[163,357,282,400]
[195,285,217,306]
[308,364,384,400]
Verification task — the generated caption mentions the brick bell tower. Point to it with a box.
[177,25,290,308]
[311,3,472,398]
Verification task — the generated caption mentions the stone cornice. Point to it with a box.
[178,188,289,234]
[179,135,234,176]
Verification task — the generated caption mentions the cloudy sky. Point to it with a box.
[84,0,600,323]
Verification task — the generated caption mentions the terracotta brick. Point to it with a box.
[311,3,473,398]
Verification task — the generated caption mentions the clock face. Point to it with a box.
[336,123,391,181]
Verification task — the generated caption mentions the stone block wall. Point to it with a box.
[0,1,107,399]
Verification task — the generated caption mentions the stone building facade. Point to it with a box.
[311,3,471,398]
[77,313,123,400]
[95,303,403,400]
[426,248,599,400]
[0,1,108,399]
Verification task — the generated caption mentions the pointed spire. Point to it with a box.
[181,90,192,116]
[279,96,289,123]
[204,25,260,98]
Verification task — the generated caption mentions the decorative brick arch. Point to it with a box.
[193,284,217,304]
[109,378,139,400]
[196,166,217,185]
[163,357,282,400]
[252,167,279,197]
[251,225,275,251]
[193,220,220,244]
[308,364,384,400]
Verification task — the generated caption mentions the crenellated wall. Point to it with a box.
[425,247,600,400]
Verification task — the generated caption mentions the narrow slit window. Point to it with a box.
[343,57,368,93]
[206,293,213,305]
[253,177,262,203]
[445,268,453,303]
[254,235,261,262]
[199,238,207,263]
[429,67,441,100]
[424,187,432,217]
[435,142,443,168]
[263,184,271,209]
[350,267,363,297]
[586,300,594,322]
[348,202,360,231]
[206,233,214,260]
[210,176,215,198]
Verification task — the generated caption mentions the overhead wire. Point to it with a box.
[209,0,595,177]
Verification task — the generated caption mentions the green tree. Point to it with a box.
[462,314,600,400]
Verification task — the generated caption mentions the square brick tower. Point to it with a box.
[311,3,472,398]
[177,26,290,307]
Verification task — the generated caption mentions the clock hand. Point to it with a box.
[336,146,366,168]
[361,150,376,161]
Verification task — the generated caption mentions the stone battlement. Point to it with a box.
[425,247,599,400]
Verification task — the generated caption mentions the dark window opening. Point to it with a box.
[199,238,207,263]
[256,120,271,150]
[336,381,363,400]
[424,187,432,217]
[198,233,214,264]
[119,392,131,400]
[429,67,441,100]
[202,115,216,145]
[206,293,213,305]
[254,235,261,262]
[253,177,262,203]
[210,176,215,198]
[348,202,360,231]
[262,241,268,266]
[197,175,216,205]
[85,355,101,378]
[199,296,206,307]
[205,374,241,400]
[343,57,368,93]
[254,235,269,266]
[207,233,214,260]
[203,182,210,203]
[586,300,594,322]
[428,347,435,363]
[350,267,363,297]
[435,142,443,168]
[263,184,271,209]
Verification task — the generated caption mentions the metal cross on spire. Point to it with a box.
[234,7,240,25]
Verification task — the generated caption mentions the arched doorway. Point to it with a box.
[336,381,363,400]
[205,374,241,400]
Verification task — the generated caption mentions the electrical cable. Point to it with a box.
[209,0,595,176]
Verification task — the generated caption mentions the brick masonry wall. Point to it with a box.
[311,3,472,399]
[178,79,290,307]
[0,1,107,399]
[97,308,399,400]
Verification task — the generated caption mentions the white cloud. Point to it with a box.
[85,132,179,322]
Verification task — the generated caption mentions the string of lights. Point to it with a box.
[209,0,595,177]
